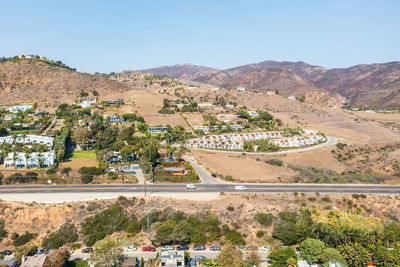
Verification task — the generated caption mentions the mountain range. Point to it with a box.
[143,61,400,108]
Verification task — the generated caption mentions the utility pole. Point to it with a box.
[144,172,147,197]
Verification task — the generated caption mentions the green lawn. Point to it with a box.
[71,150,96,159]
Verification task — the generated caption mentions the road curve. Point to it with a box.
[186,136,337,155]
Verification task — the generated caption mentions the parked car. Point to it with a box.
[177,245,189,251]
[211,173,217,178]
[142,246,156,252]
[161,245,174,251]
[186,184,197,189]
[193,245,206,251]
[195,255,207,261]
[261,246,271,251]
[234,185,247,191]
[126,246,137,251]
[247,246,258,251]
[82,248,94,253]
[71,258,82,262]
[238,246,247,250]
[0,250,12,255]
[210,245,221,251]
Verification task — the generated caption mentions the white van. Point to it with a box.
[234,185,247,191]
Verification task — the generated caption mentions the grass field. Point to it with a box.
[71,150,96,159]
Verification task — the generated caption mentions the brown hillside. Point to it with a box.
[0,59,129,110]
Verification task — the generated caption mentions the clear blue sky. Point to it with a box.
[1,0,399,73]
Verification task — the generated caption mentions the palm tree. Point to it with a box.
[37,152,44,169]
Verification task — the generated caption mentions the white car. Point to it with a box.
[186,184,197,189]
[261,246,271,251]
[234,185,247,191]
[126,246,137,251]
[161,245,174,251]
[190,156,195,161]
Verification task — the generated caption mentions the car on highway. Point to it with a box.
[210,245,221,251]
[193,245,206,251]
[82,248,94,253]
[234,185,247,191]
[161,245,173,251]
[0,250,12,255]
[247,246,258,251]
[238,246,247,250]
[177,245,189,251]
[261,245,271,251]
[126,246,137,251]
[142,246,156,252]
[186,184,197,189]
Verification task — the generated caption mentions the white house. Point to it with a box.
[0,135,54,149]
[247,110,259,118]
[148,127,168,134]
[7,104,33,113]
[237,86,246,91]
[4,152,56,169]
[80,101,92,108]
[4,114,18,121]
[195,126,210,133]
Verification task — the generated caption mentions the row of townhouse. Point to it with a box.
[194,124,245,133]
[185,130,325,150]
[203,131,283,142]
[0,135,54,149]
[3,152,55,169]
[187,138,244,150]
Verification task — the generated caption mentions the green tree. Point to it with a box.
[246,250,260,265]
[42,224,78,249]
[321,248,347,266]
[338,244,369,267]
[0,219,7,241]
[89,240,123,267]
[374,247,400,267]
[269,247,298,267]
[299,238,325,263]
[217,243,246,267]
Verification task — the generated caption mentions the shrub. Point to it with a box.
[269,247,297,266]
[42,224,78,249]
[321,196,331,202]
[81,204,129,246]
[267,158,284,166]
[46,168,57,175]
[308,197,317,202]
[299,238,325,263]
[61,167,72,175]
[224,175,234,181]
[79,167,104,176]
[81,174,93,184]
[256,230,264,238]
[0,220,7,241]
[336,143,347,150]
[226,205,235,212]
[254,213,274,227]
[13,231,36,247]
[222,225,245,245]
[107,171,118,180]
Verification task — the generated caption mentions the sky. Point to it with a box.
[1,0,400,73]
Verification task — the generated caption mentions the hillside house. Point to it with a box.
[78,96,97,103]
[247,110,259,118]
[148,127,168,134]
[106,99,124,105]
[7,103,33,113]
[80,101,92,108]
[4,114,18,121]
[237,86,246,91]
[109,115,125,123]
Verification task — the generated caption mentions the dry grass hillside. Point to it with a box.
[1,193,400,250]
[0,59,129,110]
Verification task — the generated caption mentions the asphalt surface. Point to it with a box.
[1,183,400,194]
[182,155,219,184]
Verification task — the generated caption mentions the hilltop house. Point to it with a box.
[247,110,259,118]
[109,115,125,123]
[237,86,246,91]
[4,152,55,169]
[78,96,97,103]
[106,99,124,105]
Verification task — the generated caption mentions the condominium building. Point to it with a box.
[3,152,56,169]
[0,135,54,149]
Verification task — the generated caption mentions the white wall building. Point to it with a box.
[247,110,259,118]
[7,104,33,113]
[3,152,56,169]
[148,127,168,134]
[237,86,246,91]
[0,135,54,149]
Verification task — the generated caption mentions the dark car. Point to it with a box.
[177,245,189,251]
[210,245,221,251]
[0,250,12,255]
[193,245,206,250]
[142,246,156,252]
[247,246,258,251]
[82,248,94,253]
[211,173,217,178]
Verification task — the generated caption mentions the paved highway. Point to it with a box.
[1,183,400,194]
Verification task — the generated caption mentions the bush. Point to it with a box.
[256,230,264,238]
[42,224,78,249]
[299,238,325,263]
[267,158,284,166]
[0,220,7,241]
[226,205,235,212]
[222,225,245,245]
[61,167,72,175]
[254,213,274,227]
[269,247,297,266]
[79,167,104,176]
[81,174,93,184]
[321,196,331,202]
[46,168,57,175]
[13,231,36,247]
[107,171,118,180]
[5,172,38,184]
[81,204,129,246]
